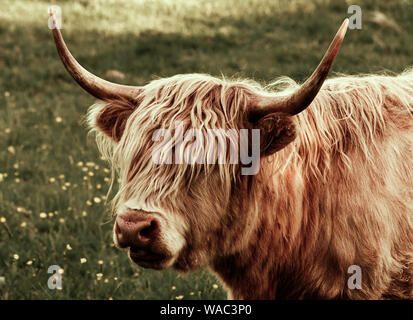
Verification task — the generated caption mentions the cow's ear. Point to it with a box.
[251,112,297,157]
[94,100,136,142]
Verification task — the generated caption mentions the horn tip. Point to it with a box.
[340,18,349,35]
[49,7,60,31]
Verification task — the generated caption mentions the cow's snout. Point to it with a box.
[115,213,158,248]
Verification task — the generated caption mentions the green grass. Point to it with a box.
[0,0,412,300]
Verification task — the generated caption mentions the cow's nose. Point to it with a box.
[115,213,158,248]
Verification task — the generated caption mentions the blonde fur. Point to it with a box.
[88,69,413,299]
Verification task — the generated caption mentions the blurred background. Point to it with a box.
[0,0,412,300]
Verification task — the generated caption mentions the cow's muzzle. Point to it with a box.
[115,213,158,248]
[115,213,169,268]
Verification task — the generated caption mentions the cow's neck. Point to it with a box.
[211,153,329,299]
[211,212,282,299]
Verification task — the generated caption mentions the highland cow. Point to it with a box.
[51,15,413,299]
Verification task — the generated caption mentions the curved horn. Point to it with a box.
[49,10,141,101]
[251,19,348,119]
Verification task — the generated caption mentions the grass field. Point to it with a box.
[0,0,412,300]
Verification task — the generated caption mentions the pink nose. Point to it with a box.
[115,213,158,248]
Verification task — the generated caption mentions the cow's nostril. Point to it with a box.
[115,214,158,248]
[139,220,158,240]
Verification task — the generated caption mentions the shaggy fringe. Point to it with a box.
[89,74,262,211]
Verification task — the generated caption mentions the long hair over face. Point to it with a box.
[88,74,266,212]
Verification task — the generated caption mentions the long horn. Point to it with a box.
[49,10,141,101]
[251,19,348,119]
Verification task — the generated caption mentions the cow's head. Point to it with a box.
[51,12,347,270]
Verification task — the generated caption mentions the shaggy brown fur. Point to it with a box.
[88,70,413,299]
